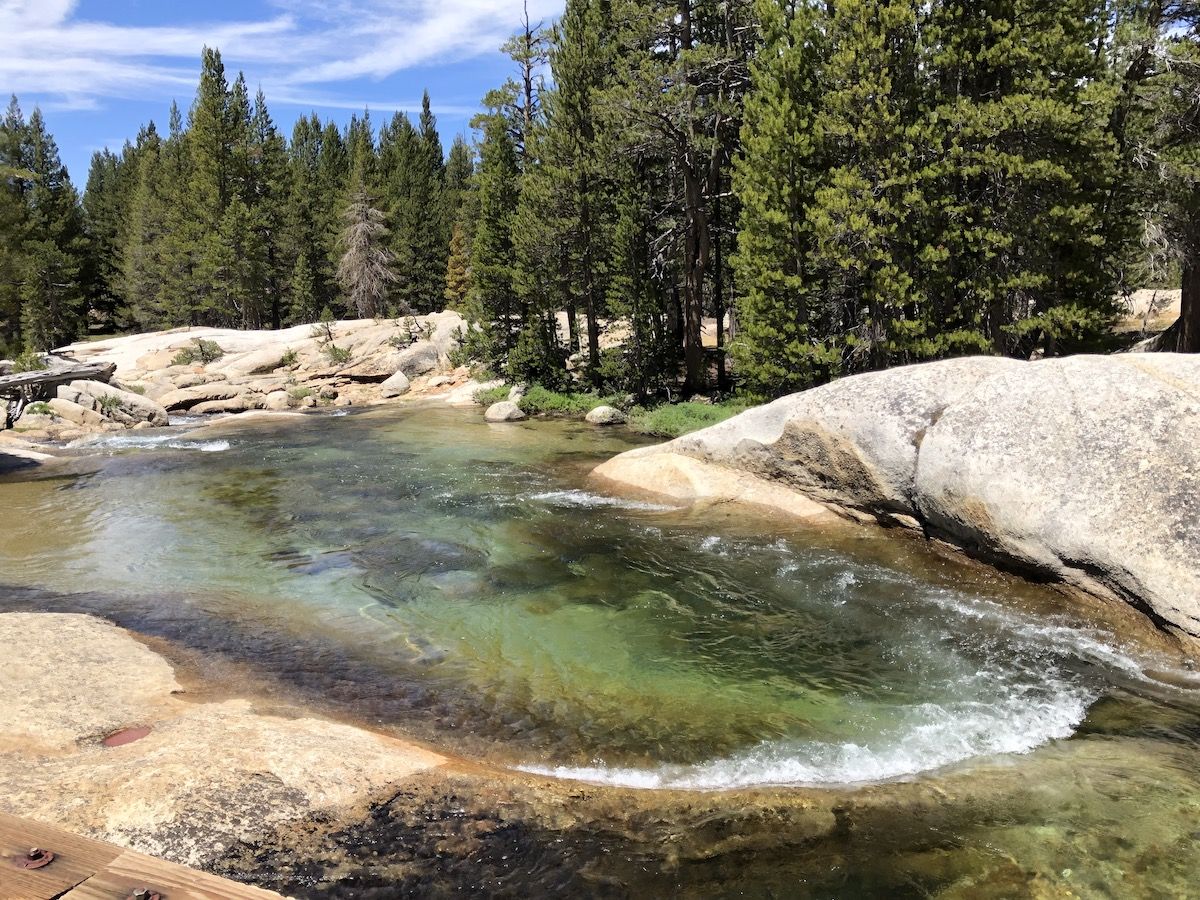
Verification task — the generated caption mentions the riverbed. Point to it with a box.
[1,404,1197,897]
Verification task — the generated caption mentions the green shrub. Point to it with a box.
[474,384,510,406]
[171,338,224,366]
[517,386,623,416]
[322,343,352,365]
[628,400,750,439]
[97,393,123,416]
[25,401,54,417]
[387,333,412,350]
[280,348,298,367]
[11,351,46,373]
[310,306,336,343]
[446,327,472,368]
[120,382,147,395]
[288,386,314,401]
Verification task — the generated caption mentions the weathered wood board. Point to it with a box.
[0,813,283,900]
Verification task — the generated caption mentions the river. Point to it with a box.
[1,404,1197,897]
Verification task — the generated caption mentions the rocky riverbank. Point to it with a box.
[594,354,1200,655]
[0,612,445,868]
[0,312,493,448]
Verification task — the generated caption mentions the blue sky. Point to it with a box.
[1,0,562,183]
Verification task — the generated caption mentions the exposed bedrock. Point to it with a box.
[593,355,1200,650]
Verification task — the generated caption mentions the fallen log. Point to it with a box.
[0,359,117,426]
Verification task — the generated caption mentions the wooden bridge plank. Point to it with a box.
[62,850,283,899]
[0,812,121,900]
[0,814,283,900]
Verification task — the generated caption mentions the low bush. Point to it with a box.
[322,343,352,365]
[171,338,224,366]
[517,386,622,416]
[280,348,298,367]
[288,386,314,401]
[97,393,123,416]
[11,351,46,373]
[25,401,54,417]
[474,384,510,406]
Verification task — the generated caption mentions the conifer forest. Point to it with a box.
[2,0,1198,400]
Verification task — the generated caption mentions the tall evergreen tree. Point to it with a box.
[337,175,397,318]
[444,220,471,309]
[731,0,831,396]
[0,96,32,352]
[466,111,521,365]
[19,109,87,351]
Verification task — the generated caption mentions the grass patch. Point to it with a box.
[288,386,314,401]
[25,401,54,417]
[171,338,224,366]
[474,384,510,406]
[280,348,298,367]
[628,400,751,439]
[518,385,622,416]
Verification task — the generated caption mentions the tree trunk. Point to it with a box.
[682,166,708,394]
[565,302,580,353]
[713,194,727,392]
[580,174,602,385]
[1179,259,1200,353]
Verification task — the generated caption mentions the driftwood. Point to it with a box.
[0,357,116,426]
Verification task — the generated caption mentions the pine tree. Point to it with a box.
[1152,26,1200,350]
[603,0,757,393]
[444,220,470,309]
[187,48,234,322]
[466,111,521,365]
[188,48,233,236]
[82,149,125,329]
[289,249,318,322]
[336,176,397,318]
[0,96,31,353]
[915,0,1118,359]
[207,197,268,327]
[731,0,832,396]
[19,108,87,351]
[248,89,289,328]
[121,124,169,326]
[157,102,199,326]
[443,134,475,243]
[805,0,920,371]
[410,91,448,312]
[541,0,620,382]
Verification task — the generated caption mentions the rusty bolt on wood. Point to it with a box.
[14,846,54,869]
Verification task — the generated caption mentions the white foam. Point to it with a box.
[921,589,1155,679]
[531,490,674,512]
[72,433,230,453]
[519,682,1093,790]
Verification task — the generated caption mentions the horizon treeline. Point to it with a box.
[2,0,1198,402]
[0,48,474,356]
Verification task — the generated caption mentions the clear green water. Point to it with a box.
[2,405,1199,896]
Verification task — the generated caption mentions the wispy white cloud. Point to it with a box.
[0,0,561,111]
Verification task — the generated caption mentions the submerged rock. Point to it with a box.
[485,400,526,422]
[594,355,1200,650]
